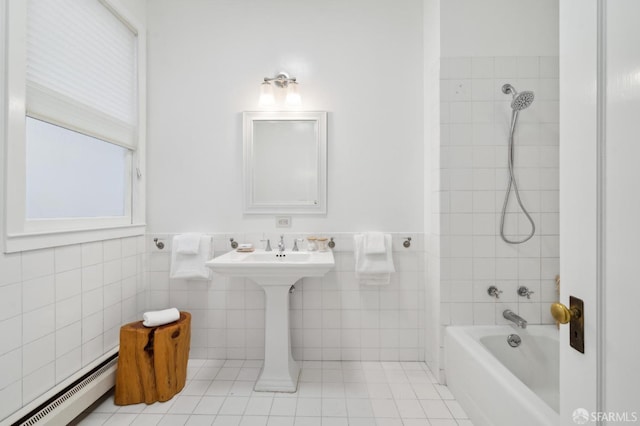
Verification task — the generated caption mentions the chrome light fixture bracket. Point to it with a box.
[264,72,297,88]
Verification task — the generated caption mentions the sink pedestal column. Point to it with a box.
[254,279,299,392]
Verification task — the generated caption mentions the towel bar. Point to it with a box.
[153,238,164,250]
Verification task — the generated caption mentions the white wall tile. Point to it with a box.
[23,333,55,376]
[494,57,517,78]
[0,316,22,355]
[54,245,82,273]
[539,56,559,78]
[0,253,22,287]
[56,295,82,329]
[103,239,122,262]
[23,305,55,344]
[22,275,55,313]
[81,242,104,267]
[471,57,494,79]
[56,321,82,357]
[21,249,55,281]
[56,347,81,383]
[22,362,55,404]
[0,349,22,389]
[0,282,22,321]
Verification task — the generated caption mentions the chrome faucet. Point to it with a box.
[277,235,285,254]
[503,309,527,329]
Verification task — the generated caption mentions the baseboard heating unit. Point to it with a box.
[2,349,119,426]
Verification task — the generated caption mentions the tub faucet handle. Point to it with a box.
[488,285,503,299]
[517,286,534,299]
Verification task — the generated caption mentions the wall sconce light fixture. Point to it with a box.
[259,72,301,106]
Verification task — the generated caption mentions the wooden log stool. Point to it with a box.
[115,311,191,405]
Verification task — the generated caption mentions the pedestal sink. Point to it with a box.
[206,249,334,392]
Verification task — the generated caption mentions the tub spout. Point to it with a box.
[503,309,527,329]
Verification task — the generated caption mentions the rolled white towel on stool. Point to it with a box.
[142,308,180,327]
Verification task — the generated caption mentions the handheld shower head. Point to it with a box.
[502,84,535,111]
[511,91,534,111]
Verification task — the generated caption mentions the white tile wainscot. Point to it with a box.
[146,233,425,362]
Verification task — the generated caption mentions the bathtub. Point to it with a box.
[445,325,559,426]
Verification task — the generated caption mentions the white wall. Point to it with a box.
[441,0,559,57]
[146,0,424,233]
[423,0,442,377]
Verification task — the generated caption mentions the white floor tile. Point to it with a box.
[186,414,217,425]
[293,417,321,426]
[270,398,297,416]
[239,415,268,426]
[395,399,426,419]
[103,413,138,425]
[77,413,112,425]
[158,414,190,425]
[321,398,347,417]
[296,398,322,417]
[219,396,249,415]
[193,396,225,415]
[346,398,374,418]
[168,395,202,414]
[130,414,163,425]
[244,396,274,416]
[75,360,473,426]
[266,416,295,426]
[214,415,242,426]
[421,399,454,419]
[370,399,400,419]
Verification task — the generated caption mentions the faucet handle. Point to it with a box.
[517,286,534,299]
[292,238,304,252]
[488,285,503,299]
[260,239,272,251]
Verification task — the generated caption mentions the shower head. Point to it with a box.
[502,84,535,111]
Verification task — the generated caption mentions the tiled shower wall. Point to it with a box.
[0,236,146,421]
[147,232,424,362]
[438,56,560,350]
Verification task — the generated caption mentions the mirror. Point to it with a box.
[243,111,327,214]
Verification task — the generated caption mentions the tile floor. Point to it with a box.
[73,359,472,426]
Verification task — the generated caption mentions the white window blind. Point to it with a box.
[26,0,138,149]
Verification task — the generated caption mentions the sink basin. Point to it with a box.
[246,251,311,262]
[206,249,334,392]
[206,249,334,282]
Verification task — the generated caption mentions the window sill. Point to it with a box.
[4,223,146,253]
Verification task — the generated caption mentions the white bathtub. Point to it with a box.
[445,325,559,426]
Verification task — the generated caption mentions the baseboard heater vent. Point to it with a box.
[11,353,118,426]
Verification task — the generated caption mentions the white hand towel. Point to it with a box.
[143,308,180,327]
[176,233,202,255]
[354,233,395,285]
[364,232,386,254]
[170,235,212,280]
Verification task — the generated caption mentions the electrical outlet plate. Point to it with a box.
[276,216,291,228]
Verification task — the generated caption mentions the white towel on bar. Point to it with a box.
[175,233,202,254]
[364,232,386,255]
[143,307,180,327]
[170,235,212,280]
[354,233,395,285]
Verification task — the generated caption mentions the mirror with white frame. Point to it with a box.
[243,111,327,214]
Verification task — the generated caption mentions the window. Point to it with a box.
[26,117,130,219]
[3,0,146,252]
